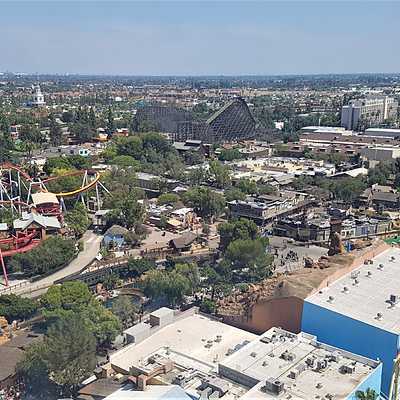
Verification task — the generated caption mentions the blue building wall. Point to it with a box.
[302,301,398,396]
[103,234,125,247]
[346,363,383,400]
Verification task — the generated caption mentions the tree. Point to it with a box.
[16,343,52,398]
[209,160,231,188]
[174,263,200,294]
[223,238,273,282]
[107,106,115,134]
[218,218,259,251]
[65,202,90,237]
[19,124,43,144]
[89,107,96,128]
[43,156,72,175]
[218,148,244,162]
[187,166,209,186]
[8,237,76,277]
[236,178,258,195]
[106,193,146,230]
[49,113,62,146]
[355,388,378,400]
[111,296,137,327]
[43,314,96,391]
[0,294,38,322]
[225,187,246,202]
[126,257,155,277]
[41,281,121,347]
[157,193,180,205]
[183,186,225,220]
[141,269,191,306]
[111,155,141,169]
[72,122,94,144]
[200,299,216,314]
[164,270,191,305]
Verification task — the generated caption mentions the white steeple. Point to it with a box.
[31,84,45,107]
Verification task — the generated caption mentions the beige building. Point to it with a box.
[341,96,398,130]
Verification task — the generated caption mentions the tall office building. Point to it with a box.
[341,96,398,130]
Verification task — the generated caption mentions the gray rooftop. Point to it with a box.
[306,247,400,333]
[220,327,380,400]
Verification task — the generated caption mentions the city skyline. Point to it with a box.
[1,1,399,76]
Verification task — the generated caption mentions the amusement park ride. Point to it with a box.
[0,163,109,287]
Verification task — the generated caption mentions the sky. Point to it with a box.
[0,1,399,76]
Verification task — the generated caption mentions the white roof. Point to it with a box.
[0,223,8,231]
[31,192,59,206]
[110,312,257,374]
[306,247,400,333]
[104,384,191,400]
[13,213,61,230]
[222,327,379,400]
[171,208,193,216]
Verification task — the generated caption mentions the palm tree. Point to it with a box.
[355,388,378,400]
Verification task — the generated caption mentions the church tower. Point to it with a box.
[31,84,45,107]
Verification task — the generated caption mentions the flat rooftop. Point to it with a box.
[111,312,257,374]
[306,247,400,333]
[220,328,380,400]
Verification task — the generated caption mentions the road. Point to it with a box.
[0,231,103,297]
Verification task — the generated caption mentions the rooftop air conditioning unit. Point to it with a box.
[316,359,328,371]
[280,351,296,362]
[265,378,285,395]
[390,294,399,305]
[340,364,356,374]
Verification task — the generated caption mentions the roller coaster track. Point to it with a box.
[1,163,102,198]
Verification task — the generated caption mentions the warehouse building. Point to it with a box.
[219,327,382,400]
[302,247,400,396]
[85,307,383,400]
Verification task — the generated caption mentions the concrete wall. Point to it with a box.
[346,364,383,400]
[301,302,396,396]
[222,296,304,334]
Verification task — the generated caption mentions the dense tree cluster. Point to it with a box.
[141,263,199,305]
[40,281,121,346]
[17,314,97,398]
[65,203,91,237]
[0,294,38,322]
[183,186,226,220]
[8,237,76,277]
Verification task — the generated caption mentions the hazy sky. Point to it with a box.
[1,1,399,75]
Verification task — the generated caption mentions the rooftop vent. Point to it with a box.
[342,286,349,293]
[366,271,372,277]
[378,263,384,270]
[340,364,356,374]
[315,359,328,371]
[280,351,296,362]
[391,256,396,262]
[376,312,383,320]
[353,279,359,286]
[327,296,335,303]
[389,294,399,306]
[351,271,360,280]
[250,352,257,358]
[264,378,285,395]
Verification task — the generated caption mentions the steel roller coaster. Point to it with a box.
[0,163,109,286]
